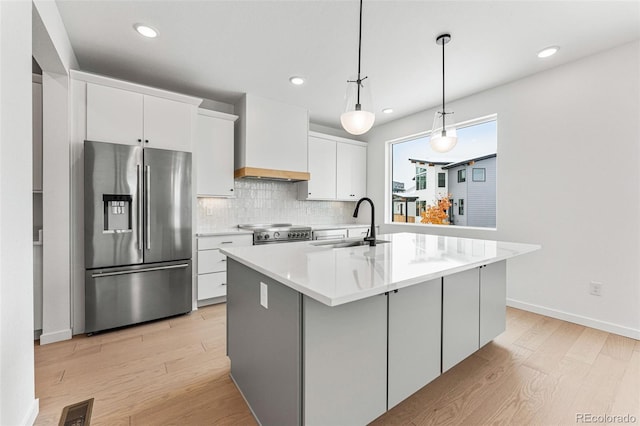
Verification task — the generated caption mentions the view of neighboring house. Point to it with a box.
[444,154,497,227]
[393,154,496,226]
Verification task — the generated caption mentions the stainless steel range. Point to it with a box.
[238,223,312,245]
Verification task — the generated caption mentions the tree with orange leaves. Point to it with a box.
[420,194,452,225]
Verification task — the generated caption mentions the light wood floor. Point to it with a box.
[34,305,639,425]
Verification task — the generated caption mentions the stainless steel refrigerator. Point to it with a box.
[84,140,192,333]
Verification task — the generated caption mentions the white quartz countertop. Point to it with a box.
[197,228,253,237]
[221,232,541,307]
[307,223,371,231]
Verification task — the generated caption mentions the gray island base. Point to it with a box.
[222,233,540,425]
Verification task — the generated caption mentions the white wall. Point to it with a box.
[32,0,77,345]
[0,1,39,424]
[369,41,640,338]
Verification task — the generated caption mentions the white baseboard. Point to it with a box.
[39,328,72,345]
[22,398,39,425]
[507,299,640,340]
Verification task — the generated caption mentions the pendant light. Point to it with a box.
[430,33,457,153]
[340,0,375,135]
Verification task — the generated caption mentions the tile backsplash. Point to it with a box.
[197,179,358,232]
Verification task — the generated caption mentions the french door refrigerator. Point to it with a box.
[84,140,192,333]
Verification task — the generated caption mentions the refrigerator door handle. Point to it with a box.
[145,165,151,250]
[137,164,143,251]
[91,263,190,278]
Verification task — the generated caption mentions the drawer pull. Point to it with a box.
[221,241,233,244]
[221,282,226,286]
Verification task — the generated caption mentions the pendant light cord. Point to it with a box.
[347,0,367,110]
[441,35,446,132]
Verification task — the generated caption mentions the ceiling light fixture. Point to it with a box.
[289,76,305,86]
[537,46,559,58]
[382,108,393,114]
[430,33,457,153]
[134,23,158,38]
[340,0,375,135]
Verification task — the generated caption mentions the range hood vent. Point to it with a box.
[234,94,310,183]
[234,167,310,182]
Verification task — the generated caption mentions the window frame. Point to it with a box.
[457,169,466,183]
[472,168,486,182]
[385,113,498,231]
[438,172,446,188]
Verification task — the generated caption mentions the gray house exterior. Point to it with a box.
[443,154,497,227]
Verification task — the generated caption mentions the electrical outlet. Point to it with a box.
[589,281,602,296]
[260,282,268,308]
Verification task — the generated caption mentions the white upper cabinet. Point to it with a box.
[84,76,199,152]
[87,83,143,146]
[299,131,367,201]
[300,136,337,200]
[143,95,192,151]
[235,93,309,180]
[196,109,238,197]
[336,141,367,201]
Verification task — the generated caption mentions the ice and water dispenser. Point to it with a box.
[102,194,133,233]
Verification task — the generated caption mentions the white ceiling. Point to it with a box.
[55,0,640,130]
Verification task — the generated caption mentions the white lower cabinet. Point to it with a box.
[442,261,507,372]
[480,261,507,347]
[388,279,441,409]
[197,234,252,306]
[442,268,480,372]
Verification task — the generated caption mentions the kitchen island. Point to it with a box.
[220,232,540,426]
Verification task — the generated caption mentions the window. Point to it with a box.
[416,166,426,190]
[390,117,497,228]
[472,168,486,182]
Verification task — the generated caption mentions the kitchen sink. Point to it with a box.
[311,239,390,249]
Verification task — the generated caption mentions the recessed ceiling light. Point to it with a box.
[537,46,559,58]
[289,76,305,86]
[134,23,158,38]
[382,108,394,114]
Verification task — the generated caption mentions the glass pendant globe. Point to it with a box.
[430,111,457,153]
[341,110,375,135]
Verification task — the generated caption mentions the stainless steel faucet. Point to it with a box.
[353,197,376,246]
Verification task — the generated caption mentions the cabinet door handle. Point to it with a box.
[137,139,142,143]
[221,282,227,286]
[230,188,234,192]
[145,139,149,144]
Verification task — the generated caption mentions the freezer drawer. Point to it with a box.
[85,260,192,333]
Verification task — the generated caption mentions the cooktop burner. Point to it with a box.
[238,223,312,244]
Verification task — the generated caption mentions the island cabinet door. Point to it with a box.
[442,268,480,372]
[479,261,507,347]
[388,279,442,409]
[303,295,387,426]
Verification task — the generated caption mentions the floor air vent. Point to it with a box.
[59,398,93,426]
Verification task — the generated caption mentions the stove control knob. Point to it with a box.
[264,234,270,240]
[256,235,262,240]
[274,232,280,238]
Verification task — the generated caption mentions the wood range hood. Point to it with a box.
[234,93,311,183]
[234,167,310,182]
